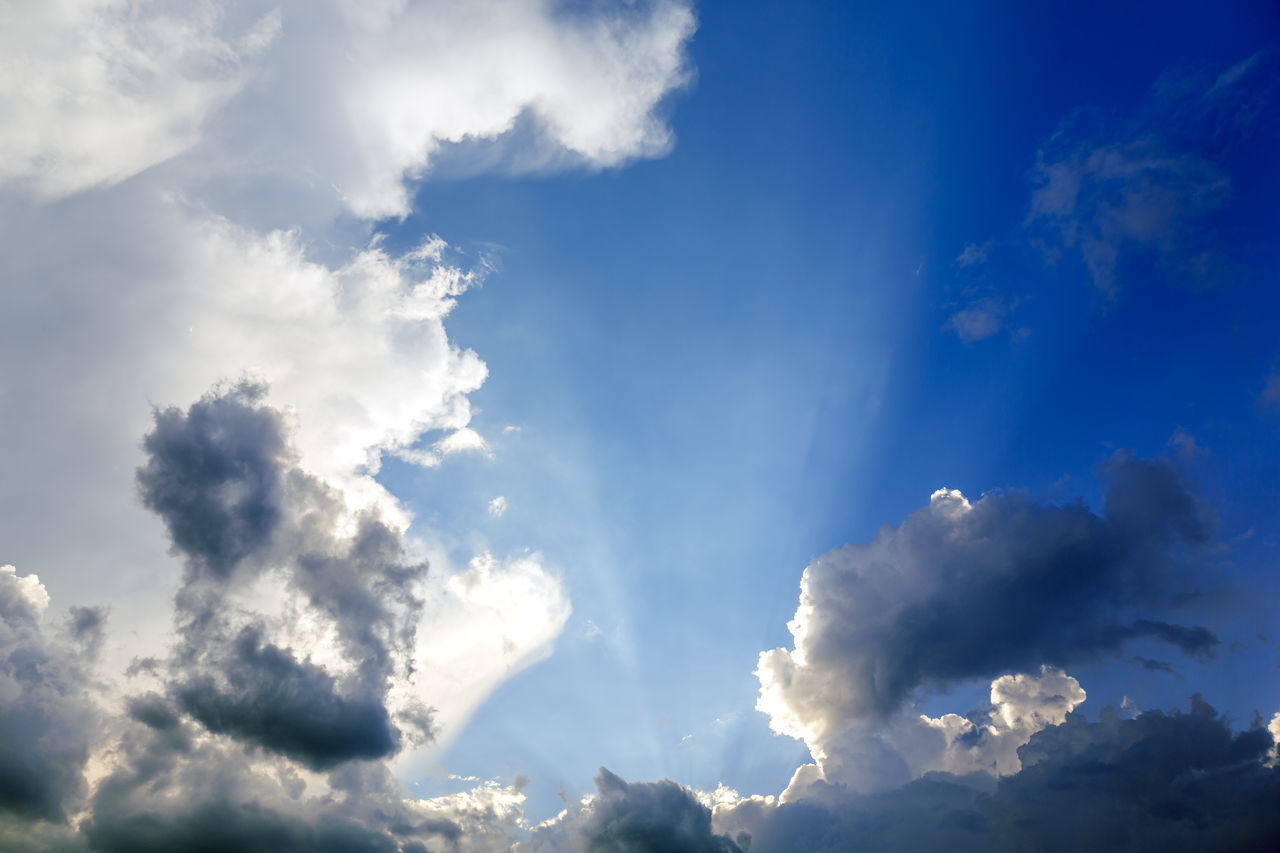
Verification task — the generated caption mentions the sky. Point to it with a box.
[1,1,1279,851]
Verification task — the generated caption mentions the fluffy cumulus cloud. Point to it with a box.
[777,666,1089,797]
[757,454,1213,763]
[0,0,694,217]
[0,383,564,851]
[522,769,746,853]
[0,1,693,849]
[496,695,1280,852]
[0,0,691,731]
[711,698,1280,852]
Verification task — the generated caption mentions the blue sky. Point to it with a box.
[370,0,1280,817]
[2,2,1280,850]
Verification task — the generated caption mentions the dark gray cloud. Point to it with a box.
[79,711,524,853]
[134,383,429,769]
[0,565,100,824]
[524,769,745,853]
[84,717,405,853]
[138,382,289,583]
[175,626,398,770]
[715,699,1280,852]
[758,454,1216,740]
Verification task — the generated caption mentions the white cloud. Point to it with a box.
[436,428,493,459]
[402,552,571,751]
[0,6,697,826]
[778,667,1087,798]
[1,1,696,220]
[0,0,276,199]
[488,496,509,517]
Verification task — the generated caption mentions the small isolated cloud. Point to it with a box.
[436,427,493,459]
[1261,371,1280,408]
[955,242,990,266]
[489,496,509,517]
[945,297,1006,342]
[1209,49,1266,97]
[1167,426,1203,457]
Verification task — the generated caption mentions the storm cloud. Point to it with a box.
[137,383,428,769]
[523,769,746,853]
[757,453,1215,756]
[712,698,1280,853]
[0,565,99,824]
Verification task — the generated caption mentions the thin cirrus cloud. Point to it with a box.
[945,52,1274,340]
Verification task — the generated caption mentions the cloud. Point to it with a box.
[81,712,529,853]
[756,454,1213,760]
[1262,371,1280,408]
[0,0,695,694]
[713,698,1280,852]
[777,667,1088,797]
[1027,134,1230,295]
[0,1,696,847]
[1,1,695,219]
[409,552,571,746]
[1016,48,1280,298]
[436,428,493,460]
[954,242,989,266]
[523,768,745,853]
[174,625,401,769]
[135,384,431,769]
[945,297,1006,342]
[0,1,277,199]
[0,565,100,824]
[489,496,509,517]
